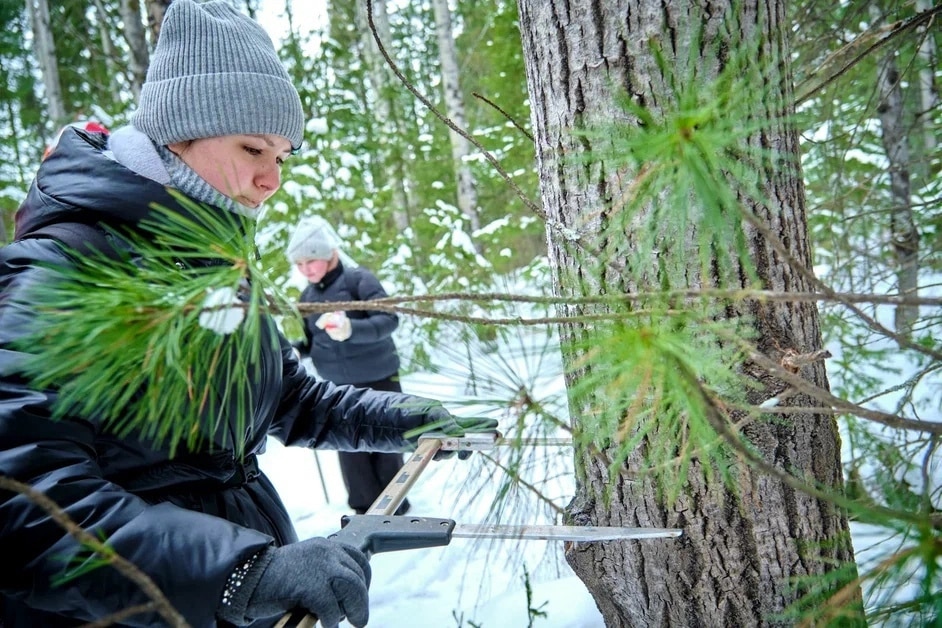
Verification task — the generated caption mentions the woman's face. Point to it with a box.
[167,134,292,210]
[296,257,332,283]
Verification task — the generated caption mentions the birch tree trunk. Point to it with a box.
[90,0,121,104]
[120,0,150,100]
[25,0,65,128]
[357,0,412,231]
[516,0,859,625]
[915,0,938,155]
[871,6,920,339]
[431,0,481,234]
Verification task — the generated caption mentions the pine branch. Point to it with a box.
[678,366,941,531]
[12,196,299,456]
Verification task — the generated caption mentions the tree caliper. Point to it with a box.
[277,434,682,627]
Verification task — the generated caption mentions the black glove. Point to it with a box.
[218,538,371,628]
[405,401,500,460]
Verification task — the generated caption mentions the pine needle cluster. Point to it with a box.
[12,195,299,457]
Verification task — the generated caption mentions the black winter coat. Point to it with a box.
[0,129,438,627]
[297,263,400,385]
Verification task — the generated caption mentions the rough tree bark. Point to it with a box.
[516,0,860,625]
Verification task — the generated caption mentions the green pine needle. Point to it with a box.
[568,31,789,292]
[567,307,755,502]
[13,195,300,457]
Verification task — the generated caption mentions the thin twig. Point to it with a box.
[0,476,189,627]
[292,289,942,309]
[472,91,534,142]
[795,5,942,105]
[744,348,942,436]
[738,208,942,363]
[365,2,539,216]
[363,3,622,270]
[479,451,566,517]
[679,370,941,530]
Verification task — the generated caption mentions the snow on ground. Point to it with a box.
[258,327,606,628]
[258,428,605,628]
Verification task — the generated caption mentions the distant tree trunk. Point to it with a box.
[915,0,938,155]
[90,0,122,104]
[241,0,259,20]
[120,0,150,100]
[357,0,412,231]
[871,5,919,339]
[517,0,859,625]
[25,0,65,129]
[431,0,481,235]
[0,57,29,189]
[145,0,172,47]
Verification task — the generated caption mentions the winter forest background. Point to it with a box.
[0,0,940,626]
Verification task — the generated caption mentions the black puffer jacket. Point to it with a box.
[0,129,438,627]
[297,262,400,385]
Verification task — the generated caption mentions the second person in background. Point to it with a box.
[288,217,411,515]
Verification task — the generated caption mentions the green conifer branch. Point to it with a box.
[12,196,299,457]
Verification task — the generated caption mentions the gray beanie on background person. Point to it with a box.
[132,0,304,150]
[286,217,340,263]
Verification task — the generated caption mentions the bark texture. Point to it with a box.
[516,1,859,626]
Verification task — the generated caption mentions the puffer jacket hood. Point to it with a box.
[15,128,178,239]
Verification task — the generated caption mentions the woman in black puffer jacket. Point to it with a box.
[0,3,494,627]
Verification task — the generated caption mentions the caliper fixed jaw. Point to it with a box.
[329,515,457,558]
[418,431,499,451]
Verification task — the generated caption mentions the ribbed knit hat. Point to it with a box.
[286,216,340,263]
[132,0,304,150]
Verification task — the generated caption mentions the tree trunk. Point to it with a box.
[25,0,65,128]
[870,6,919,339]
[516,0,859,625]
[915,0,938,155]
[90,0,121,104]
[357,0,412,232]
[120,0,150,100]
[431,0,481,235]
[144,0,172,47]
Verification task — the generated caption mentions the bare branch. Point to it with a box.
[0,476,190,627]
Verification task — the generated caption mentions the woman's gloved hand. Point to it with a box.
[218,538,371,628]
[403,401,500,460]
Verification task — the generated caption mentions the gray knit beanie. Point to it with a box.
[132,0,304,150]
[286,217,339,263]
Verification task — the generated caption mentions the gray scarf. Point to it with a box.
[106,125,256,217]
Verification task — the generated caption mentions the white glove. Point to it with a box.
[315,311,352,342]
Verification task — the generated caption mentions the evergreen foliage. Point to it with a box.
[790,0,942,621]
[0,0,938,624]
[0,0,42,236]
[13,196,298,456]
